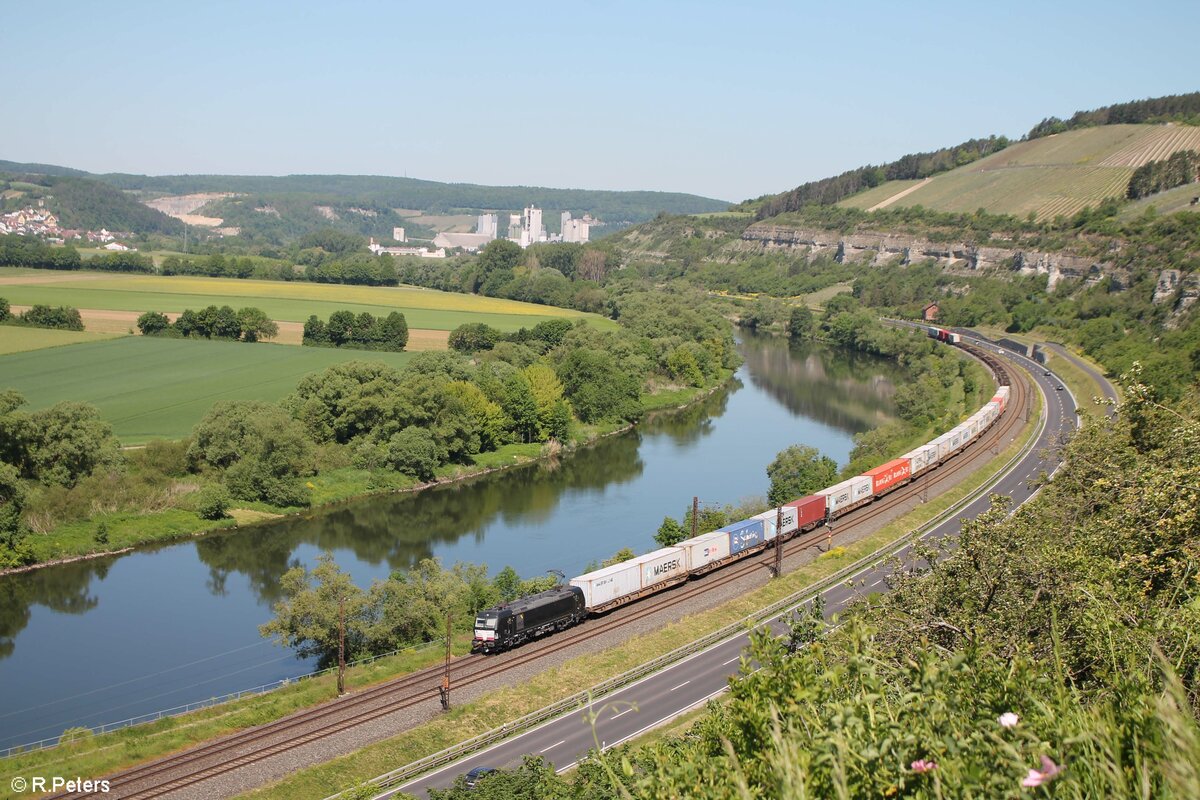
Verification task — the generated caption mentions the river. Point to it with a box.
[0,333,902,750]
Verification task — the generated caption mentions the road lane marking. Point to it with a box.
[670,681,690,692]
[611,708,633,720]
[542,739,565,752]
[723,655,740,666]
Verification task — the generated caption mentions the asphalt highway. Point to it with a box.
[388,340,1077,798]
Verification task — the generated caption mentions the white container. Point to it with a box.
[819,475,873,515]
[903,444,938,475]
[638,546,688,588]
[752,506,799,542]
[680,530,730,572]
[933,431,955,461]
[571,561,641,610]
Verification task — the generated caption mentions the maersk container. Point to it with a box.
[680,530,730,573]
[864,457,911,495]
[639,546,688,588]
[571,561,642,611]
[722,518,766,555]
[785,494,827,531]
[753,505,799,542]
[993,386,1010,412]
[903,444,937,476]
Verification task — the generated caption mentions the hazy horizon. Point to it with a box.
[3,0,1198,202]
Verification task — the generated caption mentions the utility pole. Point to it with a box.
[773,506,783,578]
[692,496,699,540]
[337,594,346,696]
[439,612,452,711]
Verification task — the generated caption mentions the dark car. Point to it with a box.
[1044,370,1052,377]
[464,766,497,788]
[1056,385,1065,391]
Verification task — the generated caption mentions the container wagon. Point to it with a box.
[903,444,938,477]
[863,457,912,496]
[818,475,873,519]
[752,505,799,542]
[472,585,586,652]
[571,546,688,613]
[784,494,827,535]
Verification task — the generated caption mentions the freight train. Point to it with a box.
[472,357,1011,653]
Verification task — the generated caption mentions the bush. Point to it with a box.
[193,484,231,520]
[384,427,443,480]
[0,296,10,322]
[136,311,171,336]
[448,322,501,352]
[20,304,84,331]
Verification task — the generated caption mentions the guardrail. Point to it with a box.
[1,639,443,759]
[328,363,1047,799]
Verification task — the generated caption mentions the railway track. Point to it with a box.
[53,345,1027,800]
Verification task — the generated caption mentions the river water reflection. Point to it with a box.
[0,333,902,748]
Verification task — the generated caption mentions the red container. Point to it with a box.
[863,458,911,495]
[785,494,827,530]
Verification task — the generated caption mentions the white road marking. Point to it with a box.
[722,655,740,666]
[611,708,633,720]
[542,739,565,752]
[670,680,690,692]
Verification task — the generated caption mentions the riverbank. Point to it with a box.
[1,371,736,576]
[1,359,1038,795]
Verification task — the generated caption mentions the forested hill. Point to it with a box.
[95,173,730,222]
[748,91,1200,220]
[0,172,182,235]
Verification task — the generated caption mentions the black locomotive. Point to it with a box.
[472,585,586,653]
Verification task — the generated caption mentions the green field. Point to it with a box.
[0,326,125,354]
[0,271,614,332]
[0,337,416,443]
[837,179,924,211]
[834,125,1200,220]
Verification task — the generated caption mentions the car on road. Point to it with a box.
[464,766,497,788]
[1056,385,1065,391]
[1044,370,1053,377]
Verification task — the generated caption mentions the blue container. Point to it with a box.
[723,518,766,555]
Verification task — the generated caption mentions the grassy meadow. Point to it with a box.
[0,326,125,354]
[0,337,416,443]
[0,270,614,332]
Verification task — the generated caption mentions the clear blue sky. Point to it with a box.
[3,0,1197,202]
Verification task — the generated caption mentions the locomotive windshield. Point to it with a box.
[475,615,497,629]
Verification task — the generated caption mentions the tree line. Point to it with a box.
[0,297,84,331]
[1126,149,1199,199]
[136,305,278,342]
[302,310,409,351]
[1028,91,1200,138]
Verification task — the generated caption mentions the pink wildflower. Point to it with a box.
[911,759,938,774]
[999,712,1020,728]
[1021,755,1062,788]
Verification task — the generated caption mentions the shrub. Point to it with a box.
[193,484,231,520]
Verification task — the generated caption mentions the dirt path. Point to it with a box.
[0,272,112,286]
[867,177,933,211]
[6,306,450,350]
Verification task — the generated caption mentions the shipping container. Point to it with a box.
[819,475,873,517]
[571,561,642,611]
[752,505,799,542]
[722,518,766,555]
[784,494,827,532]
[864,457,912,495]
[903,444,938,476]
[993,386,1010,412]
[640,546,688,587]
[680,530,730,574]
[932,431,956,462]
